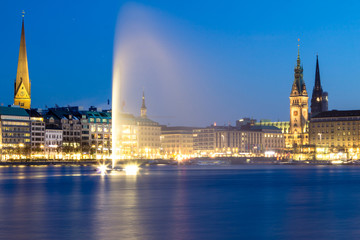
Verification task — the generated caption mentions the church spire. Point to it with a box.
[291,40,307,97]
[141,91,147,118]
[14,11,31,109]
[311,55,325,117]
[297,40,300,66]
[314,55,322,91]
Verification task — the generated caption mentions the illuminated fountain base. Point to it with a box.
[96,162,140,175]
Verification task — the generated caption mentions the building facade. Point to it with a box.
[27,109,45,153]
[193,127,216,154]
[44,108,82,157]
[161,126,195,156]
[78,109,112,158]
[137,117,161,157]
[136,93,161,158]
[310,110,360,150]
[0,106,31,160]
[193,125,284,156]
[45,125,63,159]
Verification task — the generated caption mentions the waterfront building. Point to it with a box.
[0,106,31,160]
[136,93,161,157]
[14,13,31,109]
[45,124,63,159]
[193,124,284,156]
[161,126,195,157]
[309,110,360,159]
[310,55,328,117]
[77,108,112,158]
[214,126,258,154]
[236,125,284,154]
[235,118,256,128]
[193,127,217,154]
[256,120,290,134]
[249,126,285,153]
[27,109,45,156]
[256,120,292,148]
[137,117,161,157]
[119,113,139,156]
[44,108,82,158]
[289,45,309,147]
[41,103,160,159]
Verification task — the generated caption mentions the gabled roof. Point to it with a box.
[45,109,79,121]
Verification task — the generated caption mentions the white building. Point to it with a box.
[45,125,63,159]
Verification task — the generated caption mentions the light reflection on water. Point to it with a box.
[1,165,360,239]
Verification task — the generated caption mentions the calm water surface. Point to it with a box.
[0,165,360,240]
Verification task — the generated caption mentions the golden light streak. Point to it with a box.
[123,164,139,175]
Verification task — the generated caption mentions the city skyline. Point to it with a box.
[2,1,360,126]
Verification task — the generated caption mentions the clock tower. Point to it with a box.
[289,43,309,147]
[14,12,31,109]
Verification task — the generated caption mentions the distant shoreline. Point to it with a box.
[1,158,360,166]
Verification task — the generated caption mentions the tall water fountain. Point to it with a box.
[110,5,180,171]
[111,34,122,169]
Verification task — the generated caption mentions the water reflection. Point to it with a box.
[1,166,360,239]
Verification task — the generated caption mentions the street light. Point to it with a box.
[19,143,25,159]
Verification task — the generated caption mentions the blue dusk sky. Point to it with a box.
[1,0,360,126]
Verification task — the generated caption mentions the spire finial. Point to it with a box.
[141,90,146,108]
[141,90,147,118]
[297,38,300,60]
[22,10,25,19]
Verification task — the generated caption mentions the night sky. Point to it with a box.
[2,0,360,126]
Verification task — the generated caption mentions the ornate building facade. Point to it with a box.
[289,46,309,147]
[14,14,31,109]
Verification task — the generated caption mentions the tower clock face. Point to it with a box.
[20,91,25,96]
[294,111,298,116]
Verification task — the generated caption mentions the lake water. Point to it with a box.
[0,165,360,240]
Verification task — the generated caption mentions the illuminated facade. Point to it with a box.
[161,126,194,156]
[214,128,262,154]
[137,118,161,157]
[78,109,112,158]
[45,125,63,159]
[193,125,284,155]
[310,110,360,159]
[14,14,31,109]
[27,109,45,153]
[289,45,309,147]
[0,106,31,160]
[136,93,161,157]
[119,113,139,156]
[44,108,82,156]
[193,127,216,153]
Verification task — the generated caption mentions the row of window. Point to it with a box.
[2,121,29,126]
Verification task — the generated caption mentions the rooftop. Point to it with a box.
[312,110,360,119]
[0,106,29,117]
